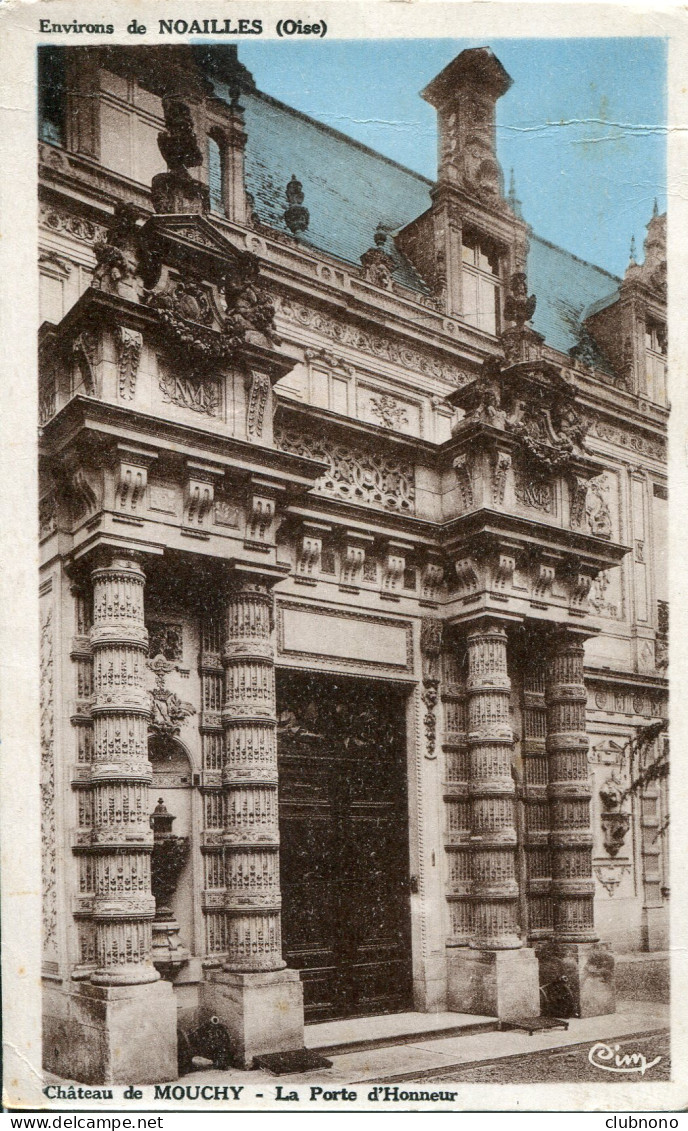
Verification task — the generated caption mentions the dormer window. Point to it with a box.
[645,318,667,404]
[461,232,501,335]
[38,47,66,146]
[208,132,227,216]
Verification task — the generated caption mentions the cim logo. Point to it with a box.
[588,1041,662,1076]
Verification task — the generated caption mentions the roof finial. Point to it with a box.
[283,174,309,234]
[507,167,523,219]
[628,235,637,265]
[652,197,659,218]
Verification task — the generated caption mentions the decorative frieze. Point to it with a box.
[274,293,469,387]
[274,424,415,515]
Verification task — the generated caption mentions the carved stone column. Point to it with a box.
[80,549,176,1084]
[222,572,283,972]
[447,618,540,1020]
[204,564,304,1067]
[538,628,615,1017]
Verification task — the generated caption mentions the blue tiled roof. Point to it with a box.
[527,235,620,357]
[212,81,622,358]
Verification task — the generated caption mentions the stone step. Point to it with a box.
[304,1010,498,1056]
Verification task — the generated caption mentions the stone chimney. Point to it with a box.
[396,47,528,320]
[421,46,512,201]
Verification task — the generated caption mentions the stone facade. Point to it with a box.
[38,45,668,1082]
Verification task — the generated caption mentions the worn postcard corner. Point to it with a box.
[0,0,686,1116]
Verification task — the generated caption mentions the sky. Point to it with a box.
[233,38,667,279]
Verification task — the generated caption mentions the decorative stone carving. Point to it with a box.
[274,294,469,387]
[92,204,143,299]
[493,553,515,591]
[88,552,159,985]
[588,570,620,619]
[545,631,597,943]
[152,97,208,215]
[115,327,143,401]
[158,365,221,416]
[514,471,553,514]
[341,544,365,586]
[147,623,183,663]
[40,202,107,244]
[283,175,309,234]
[182,462,223,531]
[275,424,415,515]
[150,797,190,975]
[382,551,406,591]
[586,474,613,538]
[533,562,555,599]
[503,271,536,329]
[420,618,442,759]
[296,534,322,579]
[73,329,99,395]
[221,573,285,971]
[147,655,196,738]
[465,621,522,949]
[454,556,479,596]
[453,453,474,509]
[368,393,409,430]
[245,371,271,440]
[594,863,630,897]
[588,418,665,461]
[360,226,395,289]
[115,448,154,515]
[421,560,444,601]
[492,450,511,505]
[148,250,278,375]
[599,777,631,858]
[245,492,276,548]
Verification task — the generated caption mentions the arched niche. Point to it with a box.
[149,734,195,955]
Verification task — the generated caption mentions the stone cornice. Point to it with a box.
[39,396,326,496]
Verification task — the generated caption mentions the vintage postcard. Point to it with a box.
[1,0,686,1115]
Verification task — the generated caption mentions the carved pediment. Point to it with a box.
[140,214,251,280]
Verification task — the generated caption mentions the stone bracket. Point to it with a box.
[113,443,157,517]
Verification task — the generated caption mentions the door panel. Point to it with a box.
[277,672,413,1022]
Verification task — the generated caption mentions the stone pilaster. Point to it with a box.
[73,549,177,1084]
[204,564,303,1067]
[447,619,540,1019]
[538,628,615,1017]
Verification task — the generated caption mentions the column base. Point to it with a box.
[204,968,304,1068]
[44,980,177,1085]
[536,941,615,1018]
[447,947,540,1020]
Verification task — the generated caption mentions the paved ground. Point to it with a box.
[400,1030,670,1084]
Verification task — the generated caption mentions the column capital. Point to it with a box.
[224,559,291,593]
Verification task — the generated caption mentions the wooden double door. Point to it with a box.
[277,671,414,1023]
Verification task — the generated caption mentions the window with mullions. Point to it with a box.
[208,133,226,216]
[461,233,501,336]
[38,47,66,146]
[645,318,667,404]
